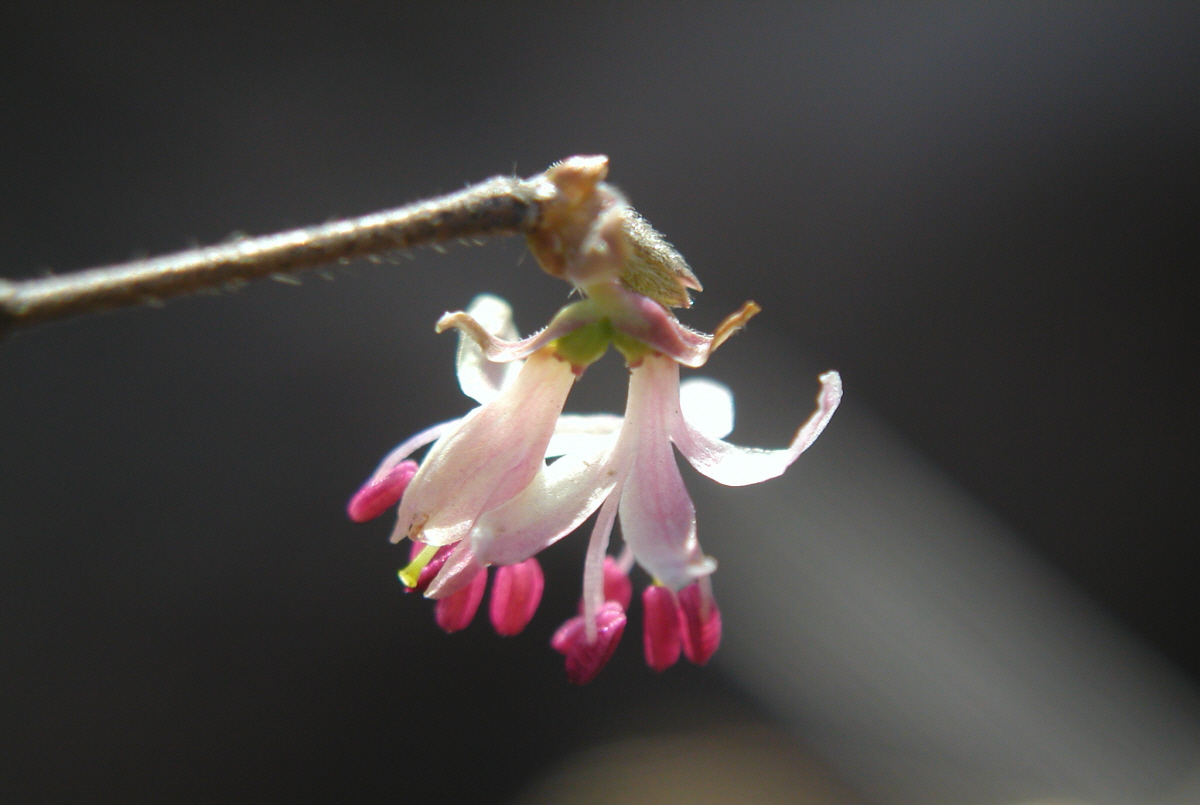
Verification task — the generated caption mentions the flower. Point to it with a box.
[349,155,842,683]
[348,294,621,634]
[463,337,841,682]
[350,288,840,682]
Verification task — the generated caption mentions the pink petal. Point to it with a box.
[550,602,627,685]
[672,370,842,487]
[604,284,760,368]
[618,454,711,593]
[678,579,722,665]
[346,459,418,523]
[642,585,683,672]
[434,566,488,633]
[489,558,545,637]
[392,347,576,547]
[617,355,715,591]
[437,301,601,364]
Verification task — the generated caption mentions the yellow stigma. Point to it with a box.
[398,543,439,588]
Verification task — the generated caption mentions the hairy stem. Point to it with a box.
[0,172,551,340]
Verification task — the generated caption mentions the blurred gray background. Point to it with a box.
[2,4,1198,803]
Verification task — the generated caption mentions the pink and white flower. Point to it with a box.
[350,288,840,683]
[466,336,840,682]
[349,155,841,682]
[348,294,621,638]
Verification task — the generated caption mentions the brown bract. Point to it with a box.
[526,155,703,309]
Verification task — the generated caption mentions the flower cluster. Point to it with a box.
[349,157,841,683]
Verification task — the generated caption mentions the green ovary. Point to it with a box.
[552,319,615,369]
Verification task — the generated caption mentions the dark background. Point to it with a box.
[2,4,1197,802]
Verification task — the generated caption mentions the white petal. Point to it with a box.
[393,348,577,546]
[679,377,734,439]
[619,434,714,591]
[545,413,623,458]
[618,355,715,591]
[456,294,522,405]
[470,440,620,566]
[672,370,842,487]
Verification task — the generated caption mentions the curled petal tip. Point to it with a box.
[437,306,599,365]
[456,294,521,405]
[708,300,760,356]
[552,602,627,685]
[818,370,843,406]
[793,369,843,452]
[489,558,545,637]
[347,460,418,523]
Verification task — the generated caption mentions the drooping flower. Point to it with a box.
[372,288,838,681]
[349,154,842,682]
[462,332,841,680]
[348,293,621,637]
